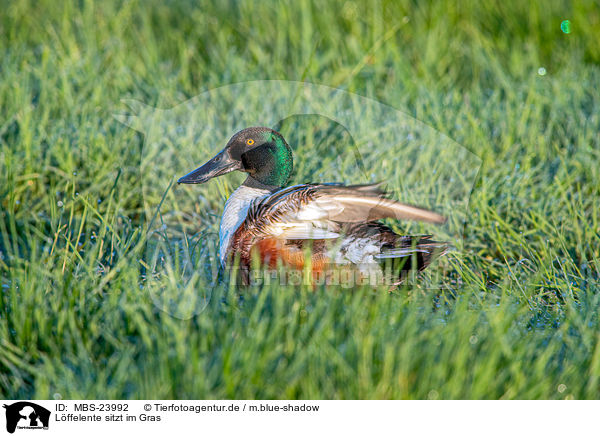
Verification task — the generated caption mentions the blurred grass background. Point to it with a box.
[1,0,599,399]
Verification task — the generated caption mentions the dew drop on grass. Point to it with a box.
[538,67,547,76]
[57,200,64,207]
[557,384,567,393]
[427,390,439,400]
[469,335,478,345]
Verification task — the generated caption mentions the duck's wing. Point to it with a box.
[230,183,446,270]
[244,183,446,241]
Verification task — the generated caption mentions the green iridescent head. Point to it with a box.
[178,127,293,188]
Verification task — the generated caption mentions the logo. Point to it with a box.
[117,80,481,317]
[2,402,50,434]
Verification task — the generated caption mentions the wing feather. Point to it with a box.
[244,183,445,241]
[316,195,446,223]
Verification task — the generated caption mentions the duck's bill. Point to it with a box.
[177,149,241,184]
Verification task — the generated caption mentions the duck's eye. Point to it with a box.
[246,139,254,146]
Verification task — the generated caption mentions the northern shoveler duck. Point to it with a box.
[178,127,448,284]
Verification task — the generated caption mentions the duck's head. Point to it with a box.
[178,127,293,189]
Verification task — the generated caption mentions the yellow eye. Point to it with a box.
[246,139,254,146]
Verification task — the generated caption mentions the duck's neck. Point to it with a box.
[241,175,282,192]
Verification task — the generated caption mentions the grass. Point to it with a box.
[1,0,600,399]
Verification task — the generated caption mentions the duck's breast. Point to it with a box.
[219,185,270,264]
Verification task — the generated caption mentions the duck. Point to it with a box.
[178,126,448,285]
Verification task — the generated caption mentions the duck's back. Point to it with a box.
[223,183,447,280]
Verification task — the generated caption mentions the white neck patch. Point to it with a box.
[219,185,270,264]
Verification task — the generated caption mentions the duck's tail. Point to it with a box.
[374,234,449,280]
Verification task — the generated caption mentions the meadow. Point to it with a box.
[1,0,599,399]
